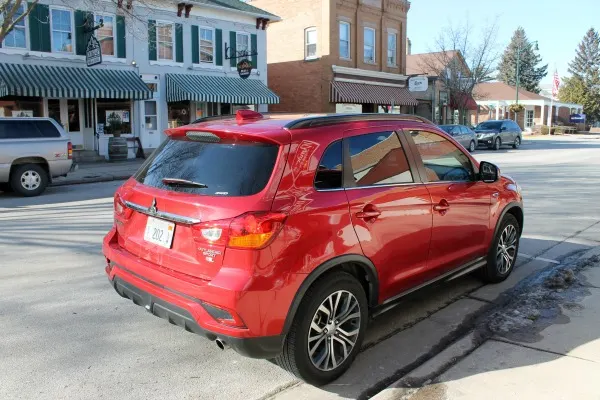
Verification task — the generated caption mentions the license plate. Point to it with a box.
[144,216,175,248]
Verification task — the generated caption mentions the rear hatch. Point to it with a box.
[114,130,285,281]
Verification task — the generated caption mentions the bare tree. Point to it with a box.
[0,0,37,43]
[418,18,500,124]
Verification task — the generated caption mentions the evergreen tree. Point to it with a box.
[498,27,548,94]
[568,28,600,81]
[560,28,600,124]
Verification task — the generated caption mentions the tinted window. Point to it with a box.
[0,120,44,139]
[460,126,470,134]
[36,120,61,138]
[134,138,279,196]
[315,140,343,190]
[476,121,502,130]
[439,125,453,134]
[410,130,474,182]
[348,132,413,186]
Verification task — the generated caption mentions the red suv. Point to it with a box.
[103,111,523,385]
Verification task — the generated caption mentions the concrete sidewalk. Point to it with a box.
[50,159,145,186]
[374,248,600,400]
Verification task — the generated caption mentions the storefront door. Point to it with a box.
[141,100,160,149]
[47,99,83,147]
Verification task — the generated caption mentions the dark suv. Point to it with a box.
[474,120,523,150]
[103,111,523,385]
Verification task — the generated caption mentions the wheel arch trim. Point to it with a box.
[281,254,379,335]
[494,201,524,239]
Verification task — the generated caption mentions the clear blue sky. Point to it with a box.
[407,0,599,84]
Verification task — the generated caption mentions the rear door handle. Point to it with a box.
[433,199,450,213]
[356,210,381,219]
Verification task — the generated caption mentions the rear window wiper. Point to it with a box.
[162,178,208,188]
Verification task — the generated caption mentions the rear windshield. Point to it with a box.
[134,138,279,196]
[476,121,502,130]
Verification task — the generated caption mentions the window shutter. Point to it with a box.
[175,23,183,63]
[251,33,257,69]
[116,16,126,58]
[74,10,92,56]
[29,3,50,52]
[191,25,199,64]
[229,31,236,67]
[148,20,157,61]
[215,29,223,66]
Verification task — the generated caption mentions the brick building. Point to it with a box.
[473,82,583,132]
[251,0,417,113]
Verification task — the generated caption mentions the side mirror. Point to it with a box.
[500,126,507,131]
[480,161,499,183]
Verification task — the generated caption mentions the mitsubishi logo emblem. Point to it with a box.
[148,198,157,215]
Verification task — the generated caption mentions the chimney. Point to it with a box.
[406,38,412,55]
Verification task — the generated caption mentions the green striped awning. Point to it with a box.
[0,63,152,100]
[166,73,279,104]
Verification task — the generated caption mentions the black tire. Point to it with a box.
[10,164,48,197]
[469,140,476,152]
[479,214,520,283]
[513,136,521,149]
[493,137,501,151]
[276,271,368,385]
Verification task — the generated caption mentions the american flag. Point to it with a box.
[552,70,560,99]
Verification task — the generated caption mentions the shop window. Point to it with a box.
[67,100,80,132]
[51,8,73,53]
[168,101,191,127]
[3,4,27,49]
[95,14,115,56]
[97,99,132,135]
[0,97,43,118]
[157,22,174,61]
[47,99,61,125]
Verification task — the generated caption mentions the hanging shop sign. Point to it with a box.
[237,59,252,79]
[86,35,102,67]
[408,76,428,92]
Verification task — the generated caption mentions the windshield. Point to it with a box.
[476,121,502,130]
[134,138,279,196]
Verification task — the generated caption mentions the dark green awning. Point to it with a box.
[166,73,279,104]
[0,63,152,99]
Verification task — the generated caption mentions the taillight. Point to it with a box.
[67,141,73,159]
[228,212,287,249]
[114,194,132,220]
[192,212,287,250]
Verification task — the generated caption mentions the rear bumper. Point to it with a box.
[109,273,284,359]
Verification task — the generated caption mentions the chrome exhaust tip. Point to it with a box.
[215,338,229,350]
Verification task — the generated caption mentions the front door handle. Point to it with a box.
[356,204,381,220]
[433,199,450,214]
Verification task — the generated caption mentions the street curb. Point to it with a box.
[370,332,481,400]
[50,175,132,187]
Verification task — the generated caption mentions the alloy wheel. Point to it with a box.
[469,141,476,152]
[307,290,361,371]
[494,138,501,150]
[514,137,521,148]
[496,224,518,274]
[20,170,41,191]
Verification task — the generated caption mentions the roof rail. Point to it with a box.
[284,113,433,130]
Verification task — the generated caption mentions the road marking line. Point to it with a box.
[519,252,561,264]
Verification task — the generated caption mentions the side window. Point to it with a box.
[460,126,470,134]
[315,140,343,190]
[0,121,42,139]
[410,130,474,182]
[36,121,61,138]
[348,131,413,186]
[501,122,509,131]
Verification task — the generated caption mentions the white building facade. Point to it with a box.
[0,0,279,159]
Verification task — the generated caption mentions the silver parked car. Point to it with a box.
[0,118,73,196]
[439,124,478,152]
[474,120,523,150]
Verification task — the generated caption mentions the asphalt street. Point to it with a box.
[1,135,599,400]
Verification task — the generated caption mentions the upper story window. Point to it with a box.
[339,22,350,59]
[95,14,115,56]
[157,21,174,61]
[236,32,250,56]
[200,27,214,63]
[51,8,73,53]
[3,3,27,49]
[387,32,397,66]
[364,27,375,64]
[305,27,317,59]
